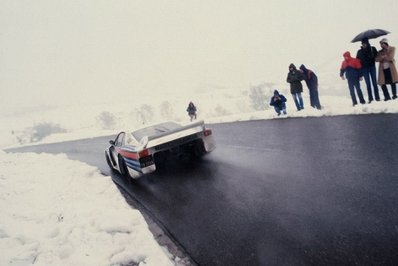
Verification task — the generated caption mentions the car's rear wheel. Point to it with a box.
[193,141,206,157]
[118,155,129,177]
[183,139,206,159]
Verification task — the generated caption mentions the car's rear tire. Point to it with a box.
[193,142,206,157]
[118,155,129,177]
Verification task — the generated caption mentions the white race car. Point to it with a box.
[105,120,215,178]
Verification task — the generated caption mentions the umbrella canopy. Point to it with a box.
[351,29,390,43]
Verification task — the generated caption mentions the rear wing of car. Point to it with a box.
[139,120,207,148]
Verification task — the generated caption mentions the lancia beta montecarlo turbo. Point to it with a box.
[105,120,216,178]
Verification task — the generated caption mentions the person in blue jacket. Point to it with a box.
[299,64,322,110]
[269,90,287,116]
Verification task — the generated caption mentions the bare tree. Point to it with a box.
[16,122,66,144]
[160,101,174,120]
[248,83,274,111]
[98,111,117,130]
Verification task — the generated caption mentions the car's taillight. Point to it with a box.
[139,149,150,157]
[204,128,212,136]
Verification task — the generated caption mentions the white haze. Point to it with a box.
[1,0,398,112]
[1,1,398,265]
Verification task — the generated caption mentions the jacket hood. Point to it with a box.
[341,51,361,70]
[343,51,352,58]
[299,64,307,71]
[380,38,389,45]
[289,63,296,70]
[273,90,280,95]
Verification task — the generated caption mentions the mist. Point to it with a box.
[1,0,398,112]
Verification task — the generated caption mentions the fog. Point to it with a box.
[1,0,398,112]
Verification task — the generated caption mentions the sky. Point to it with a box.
[1,0,398,111]
[1,98,398,265]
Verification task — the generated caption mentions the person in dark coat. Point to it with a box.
[340,51,366,106]
[186,101,197,121]
[286,63,305,111]
[356,38,380,103]
[269,90,287,116]
[299,64,322,110]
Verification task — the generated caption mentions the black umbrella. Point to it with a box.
[351,28,390,43]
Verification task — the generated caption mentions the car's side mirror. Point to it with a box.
[109,140,115,145]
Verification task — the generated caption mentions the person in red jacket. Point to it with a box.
[340,51,366,106]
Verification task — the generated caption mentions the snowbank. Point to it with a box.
[0,151,173,266]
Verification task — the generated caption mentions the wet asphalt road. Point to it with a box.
[8,114,398,266]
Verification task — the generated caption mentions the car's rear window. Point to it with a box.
[131,122,181,140]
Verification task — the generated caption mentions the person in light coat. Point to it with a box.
[375,38,398,100]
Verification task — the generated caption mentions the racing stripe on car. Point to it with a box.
[123,146,139,153]
[124,157,142,172]
[118,149,139,160]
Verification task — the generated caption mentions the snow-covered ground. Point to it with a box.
[2,82,397,149]
[1,86,397,266]
[0,151,174,266]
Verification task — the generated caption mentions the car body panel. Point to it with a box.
[105,120,215,178]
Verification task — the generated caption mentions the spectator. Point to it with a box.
[299,64,322,110]
[340,51,366,106]
[186,101,197,121]
[286,63,305,111]
[375,38,398,101]
[356,38,380,103]
[269,90,287,116]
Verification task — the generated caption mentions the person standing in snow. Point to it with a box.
[340,51,366,106]
[186,101,197,121]
[286,63,305,111]
[299,64,322,110]
[356,38,380,103]
[269,90,287,116]
[375,38,398,101]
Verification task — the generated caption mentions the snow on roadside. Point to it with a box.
[0,151,173,266]
[3,95,398,150]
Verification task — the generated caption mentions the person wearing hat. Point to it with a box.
[375,38,398,100]
[269,89,287,116]
[340,51,366,106]
[286,63,305,111]
[356,38,380,103]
